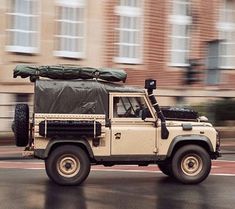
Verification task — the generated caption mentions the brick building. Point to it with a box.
[0,0,235,131]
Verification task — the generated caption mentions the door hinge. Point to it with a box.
[153,147,158,153]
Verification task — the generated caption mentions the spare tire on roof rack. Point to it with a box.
[13,65,127,83]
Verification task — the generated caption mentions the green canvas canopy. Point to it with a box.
[34,79,143,117]
[13,65,127,82]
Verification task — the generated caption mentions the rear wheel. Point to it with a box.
[14,104,29,147]
[45,145,90,186]
[172,145,211,184]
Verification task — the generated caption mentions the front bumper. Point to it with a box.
[214,130,221,159]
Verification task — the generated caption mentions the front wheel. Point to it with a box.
[172,145,211,184]
[45,145,90,186]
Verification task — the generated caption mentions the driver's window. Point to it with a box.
[113,96,153,118]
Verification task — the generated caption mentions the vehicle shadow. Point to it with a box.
[42,171,221,209]
[44,181,87,209]
[154,176,211,209]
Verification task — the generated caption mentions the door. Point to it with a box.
[110,94,157,155]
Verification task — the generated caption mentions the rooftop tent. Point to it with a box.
[13,65,127,83]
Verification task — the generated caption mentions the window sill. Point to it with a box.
[168,63,190,68]
[54,51,85,59]
[5,46,39,54]
[219,66,235,70]
[114,57,142,65]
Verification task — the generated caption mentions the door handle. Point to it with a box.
[114,132,121,140]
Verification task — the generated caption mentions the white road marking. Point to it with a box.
[215,160,235,163]
[211,173,235,177]
[91,168,161,173]
[3,168,235,177]
[0,160,235,177]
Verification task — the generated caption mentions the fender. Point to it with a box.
[34,138,94,159]
[167,135,214,157]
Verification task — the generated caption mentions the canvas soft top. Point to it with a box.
[35,79,144,115]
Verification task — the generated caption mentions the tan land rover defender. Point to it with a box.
[13,65,221,185]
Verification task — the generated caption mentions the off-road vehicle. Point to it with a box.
[13,65,220,185]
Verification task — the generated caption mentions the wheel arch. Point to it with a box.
[167,135,214,158]
[35,139,94,160]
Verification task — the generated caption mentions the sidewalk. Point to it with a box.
[1,135,235,148]
[0,133,14,145]
[0,146,24,159]
[0,124,234,164]
[0,138,234,160]
[220,138,235,153]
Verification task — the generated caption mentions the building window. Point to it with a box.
[169,0,191,67]
[6,0,40,54]
[218,0,235,69]
[114,0,143,64]
[206,41,221,85]
[54,0,85,59]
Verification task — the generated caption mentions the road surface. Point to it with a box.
[0,146,235,209]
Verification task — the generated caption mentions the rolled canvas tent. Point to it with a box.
[13,65,127,83]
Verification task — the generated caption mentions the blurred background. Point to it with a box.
[0,0,235,143]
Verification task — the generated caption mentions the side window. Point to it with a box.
[113,96,153,118]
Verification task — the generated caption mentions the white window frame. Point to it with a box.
[110,93,155,120]
[54,0,86,59]
[114,1,143,64]
[169,0,191,67]
[206,41,221,85]
[217,0,235,69]
[5,0,40,54]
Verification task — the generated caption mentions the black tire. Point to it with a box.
[45,145,91,186]
[14,104,29,147]
[172,145,211,184]
[158,162,173,177]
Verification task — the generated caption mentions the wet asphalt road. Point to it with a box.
[0,168,235,209]
[0,143,235,209]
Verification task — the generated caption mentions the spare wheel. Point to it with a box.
[14,104,29,147]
